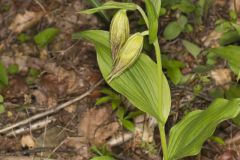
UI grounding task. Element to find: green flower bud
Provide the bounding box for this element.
[108,33,144,83]
[110,9,130,63]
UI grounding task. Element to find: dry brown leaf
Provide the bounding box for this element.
[21,135,35,149]
[211,69,232,87]
[94,122,120,144]
[217,150,238,160]
[64,104,77,113]
[43,63,87,95]
[4,75,29,101]
[36,127,67,148]
[201,31,222,48]
[64,137,90,159]
[78,107,119,145]
[32,90,47,106]
[230,0,240,13]
[214,0,228,6]
[0,136,21,151]
[9,11,43,33]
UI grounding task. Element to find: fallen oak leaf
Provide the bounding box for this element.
[9,11,43,33]
[78,106,119,145]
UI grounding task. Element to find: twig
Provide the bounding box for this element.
[0,79,103,134]
[34,0,47,13]
[225,132,240,145]
[107,132,133,146]
[6,117,56,137]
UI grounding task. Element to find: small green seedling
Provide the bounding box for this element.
[17,33,31,43]
[76,1,240,159]
[162,55,185,85]
[95,88,121,110]
[0,62,8,86]
[0,95,5,114]
[34,27,60,48]
[7,64,19,75]
[116,106,143,132]
[163,15,188,40]
[90,146,115,160]
[215,10,240,45]
[25,68,41,85]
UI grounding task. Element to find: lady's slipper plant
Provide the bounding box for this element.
[74,1,240,160]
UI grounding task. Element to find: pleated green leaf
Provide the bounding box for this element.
[150,0,161,17]
[144,0,158,43]
[79,1,137,14]
[75,30,171,124]
[210,45,240,76]
[168,98,240,160]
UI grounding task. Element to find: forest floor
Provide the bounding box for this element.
[0,0,240,160]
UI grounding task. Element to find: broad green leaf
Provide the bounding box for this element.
[233,113,240,126]
[225,85,240,100]
[91,156,115,160]
[150,0,161,16]
[162,0,180,7]
[182,40,201,58]
[0,104,5,114]
[193,65,214,73]
[219,31,240,45]
[88,0,110,22]
[0,63,8,86]
[163,22,182,40]
[177,15,188,29]
[167,68,183,85]
[163,15,188,40]
[162,56,185,85]
[0,95,3,103]
[229,10,237,22]
[215,20,233,32]
[122,119,135,132]
[34,28,60,48]
[116,107,125,120]
[232,23,240,35]
[0,95,4,114]
[145,0,158,43]
[168,98,240,160]
[172,0,196,13]
[209,88,224,99]
[76,30,171,124]
[210,45,240,76]
[79,1,137,14]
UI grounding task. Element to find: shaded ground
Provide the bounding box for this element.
[0,0,240,160]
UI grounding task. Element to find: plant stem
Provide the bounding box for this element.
[154,40,168,160]
[137,5,149,28]
[159,122,169,160]
[137,5,168,159]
